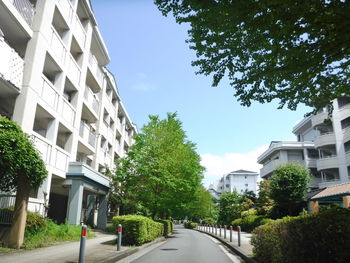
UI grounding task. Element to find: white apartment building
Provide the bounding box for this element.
[258,97,350,190]
[208,170,259,199]
[0,0,136,229]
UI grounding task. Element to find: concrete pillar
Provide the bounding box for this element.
[86,194,96,226]
[342,195,350,208]
[67,180,84,225]
[310,200,319,214]
[97,194,107,230]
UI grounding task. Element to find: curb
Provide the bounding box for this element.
[100,236,166,263]
[194,229,259,263]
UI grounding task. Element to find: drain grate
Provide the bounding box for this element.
[160,248,178,251]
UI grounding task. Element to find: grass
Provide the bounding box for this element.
[23,220,95,249]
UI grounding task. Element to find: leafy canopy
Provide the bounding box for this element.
[270,163,309,217]
[0,116,47,192]
[155,0,350,111]
[113,113,204,218]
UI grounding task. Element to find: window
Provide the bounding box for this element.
[245,183,248,187]
[245,176,247,179]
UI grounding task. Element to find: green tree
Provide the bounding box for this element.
[113,113,204,219]
[270,163,309,217]
[217,191,243,225]
[256,180,274,216]
[0,117,47,247]
[155,0,350,111]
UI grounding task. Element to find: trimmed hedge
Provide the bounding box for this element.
[231,215,272,233]
[156,219,174,236]
[112,215,163,246]
[184,221,197,229]
[251,207,350,263]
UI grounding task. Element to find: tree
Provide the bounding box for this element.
[0,117,47,247]
[155,0,350,111]
[255,180,274,216]
[217,191,243,225]
[113,113,204,219]
[270,163,309,217]
[186,185,217,221]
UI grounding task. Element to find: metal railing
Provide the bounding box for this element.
[0,194,16,225]
[11,0,35,26]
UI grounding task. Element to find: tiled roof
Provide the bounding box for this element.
[311,182,350,200]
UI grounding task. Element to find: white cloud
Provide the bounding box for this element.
[200,144,269,187]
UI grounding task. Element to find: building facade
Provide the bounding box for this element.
[208,170,259,199]
[0,0,136,229]
[258,97,350,189]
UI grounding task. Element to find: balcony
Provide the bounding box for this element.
[33,75,59,111]
[57,0,74,25]
[311,111,328,128]
[60,98,75,126]
[79,121,96,148]
[32,134,52,165]
[343,126,350,143]
[260,159,306,178]
[84,86,99,116]
[0,38,24,90]
[338,103,350,121]
[67,54,81,86]
[88,52,104,87]
[49,27,67,66]
[10,0,35,26]
[317,156,338,171]
[51,146,69,175]
[314,132,336,148]
[346,152,350,165]
[319,179,342,189]
[73,16,86,49]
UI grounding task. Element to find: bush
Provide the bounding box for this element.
[231,215,272,233]
[156,219,174,236]
[112,215,163,246]
[184,221,197,229]
[201,217,216,225]
[251,207,350,263]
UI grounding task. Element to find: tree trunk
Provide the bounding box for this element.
[7,173,30,248]
[114,204,120,216]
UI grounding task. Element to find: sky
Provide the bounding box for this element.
[91,0,310,186]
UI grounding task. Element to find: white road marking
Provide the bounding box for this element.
[208,236,242,263]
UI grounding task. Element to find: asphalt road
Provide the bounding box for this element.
[129,225,242,263]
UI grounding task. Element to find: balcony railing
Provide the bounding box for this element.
[60,98,75,126]
[79,121,96,148]
[51,146,69,172]
[73,16,86,48]
[49,27,67,66]
[35,75,59,111]
[84,86,99,115]
[32,134,52,164]
[57,0,74,24]
[67,55,81,86]
[11,0,35,26]
[0,38,24,89]
[88,52,104,86]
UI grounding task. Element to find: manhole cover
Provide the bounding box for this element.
[161,248,178,251]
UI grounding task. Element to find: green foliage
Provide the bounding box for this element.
[217,191,244,225]
[201,217,216,225]
[184,221,197,229]
[0,117,47,192]
[155,1,350,111]
[255,180,274,216]
[232,215,272,233]
[270,163,309,217]
[112,113,204,219]
[112,215,163,246]
[251,207,350,263]
[156,219,174,236]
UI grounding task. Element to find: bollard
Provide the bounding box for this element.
[219,225,222,237]
[215,225,217,235]
[117,224,122,251]
[224,225,227,239]
[229,226,233,242]
[78,225,87,263]
[237,226,241,247]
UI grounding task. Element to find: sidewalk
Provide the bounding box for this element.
[0,231,165,263]
[196,226,258,263]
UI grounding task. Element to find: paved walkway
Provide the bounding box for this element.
[196,225,256,263]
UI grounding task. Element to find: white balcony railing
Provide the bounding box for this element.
[57,0,74,24]
[0,38,24,89]
[67,55,81,86]
[79,121,96,148]
[49,27,67,66]
[73,16,86,48]
[11,0,35,26]
[60,98,75,126]
[316,156,338,170]
[88,52,104,86]
[35,75,59,111]
[84,86,99,115]
[314,132,336,148]
[32,134,52,164]
[51,146,69,172]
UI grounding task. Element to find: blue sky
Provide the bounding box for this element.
[91,0,310,186]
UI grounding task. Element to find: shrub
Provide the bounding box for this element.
[251,207,350,263]
[184,221,197,229]
[156,219,174,236]
[201,217,216,225]
[112,215,163,246]
[231,215,272,233]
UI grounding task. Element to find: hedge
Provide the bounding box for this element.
[156,219,174,236]
[184,221,197,229]
[231,215,272,233]
[112,215,163,246]
[251,207,350,263]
